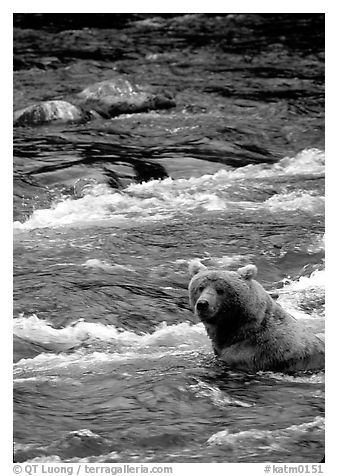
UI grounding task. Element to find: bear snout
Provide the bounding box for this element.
[194,287,219,320]
[196,300,209,311]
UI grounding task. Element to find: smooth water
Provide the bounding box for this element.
[13,14,325,463]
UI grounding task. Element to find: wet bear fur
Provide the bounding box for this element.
[188,261,324,373]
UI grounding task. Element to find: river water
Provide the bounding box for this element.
[13,14,325,463]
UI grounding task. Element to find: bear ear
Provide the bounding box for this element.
[188,259,207,276]
[237,264,257,280]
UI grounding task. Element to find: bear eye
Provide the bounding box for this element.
[216,289,224,295]
[199,286,204,292]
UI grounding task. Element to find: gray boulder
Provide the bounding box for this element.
[14,100,86,126]
[78,77,175,117]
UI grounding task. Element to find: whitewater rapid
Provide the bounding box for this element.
[13,149,324,230]
[14,264,325,384]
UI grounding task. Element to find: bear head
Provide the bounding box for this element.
[188,260,271,346]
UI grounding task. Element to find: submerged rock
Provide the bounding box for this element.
[77,77,175,117]
[14,100,86,126]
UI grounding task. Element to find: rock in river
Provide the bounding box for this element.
[14,76,176,126]
[14,100,86,126]
[77,77,175,117]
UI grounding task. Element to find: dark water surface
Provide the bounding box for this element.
[13,14,325,463]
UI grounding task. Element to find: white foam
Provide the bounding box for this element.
[13,148,324,230]
[260,371,325,384]
[307,234,325,254]
[189,380,252,408]
[14,315,208,350]
[14,350,135,377]
[13,182,228,230]
[26,456,63,463]
[283,269,325,291]
[13,316,211,379]
[264,191,324,214]
[272,148,325,175]
[83,258,136,272]
[24,452,120,463]
[207,416,324,447]
[187,254,256,270]
[276,269,325,319]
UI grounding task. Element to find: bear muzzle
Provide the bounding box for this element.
[195,299,217,322]
[196,300,209,311]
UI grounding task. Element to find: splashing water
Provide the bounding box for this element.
[14,149,324,230]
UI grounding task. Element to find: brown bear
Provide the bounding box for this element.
[188,261,324,372]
